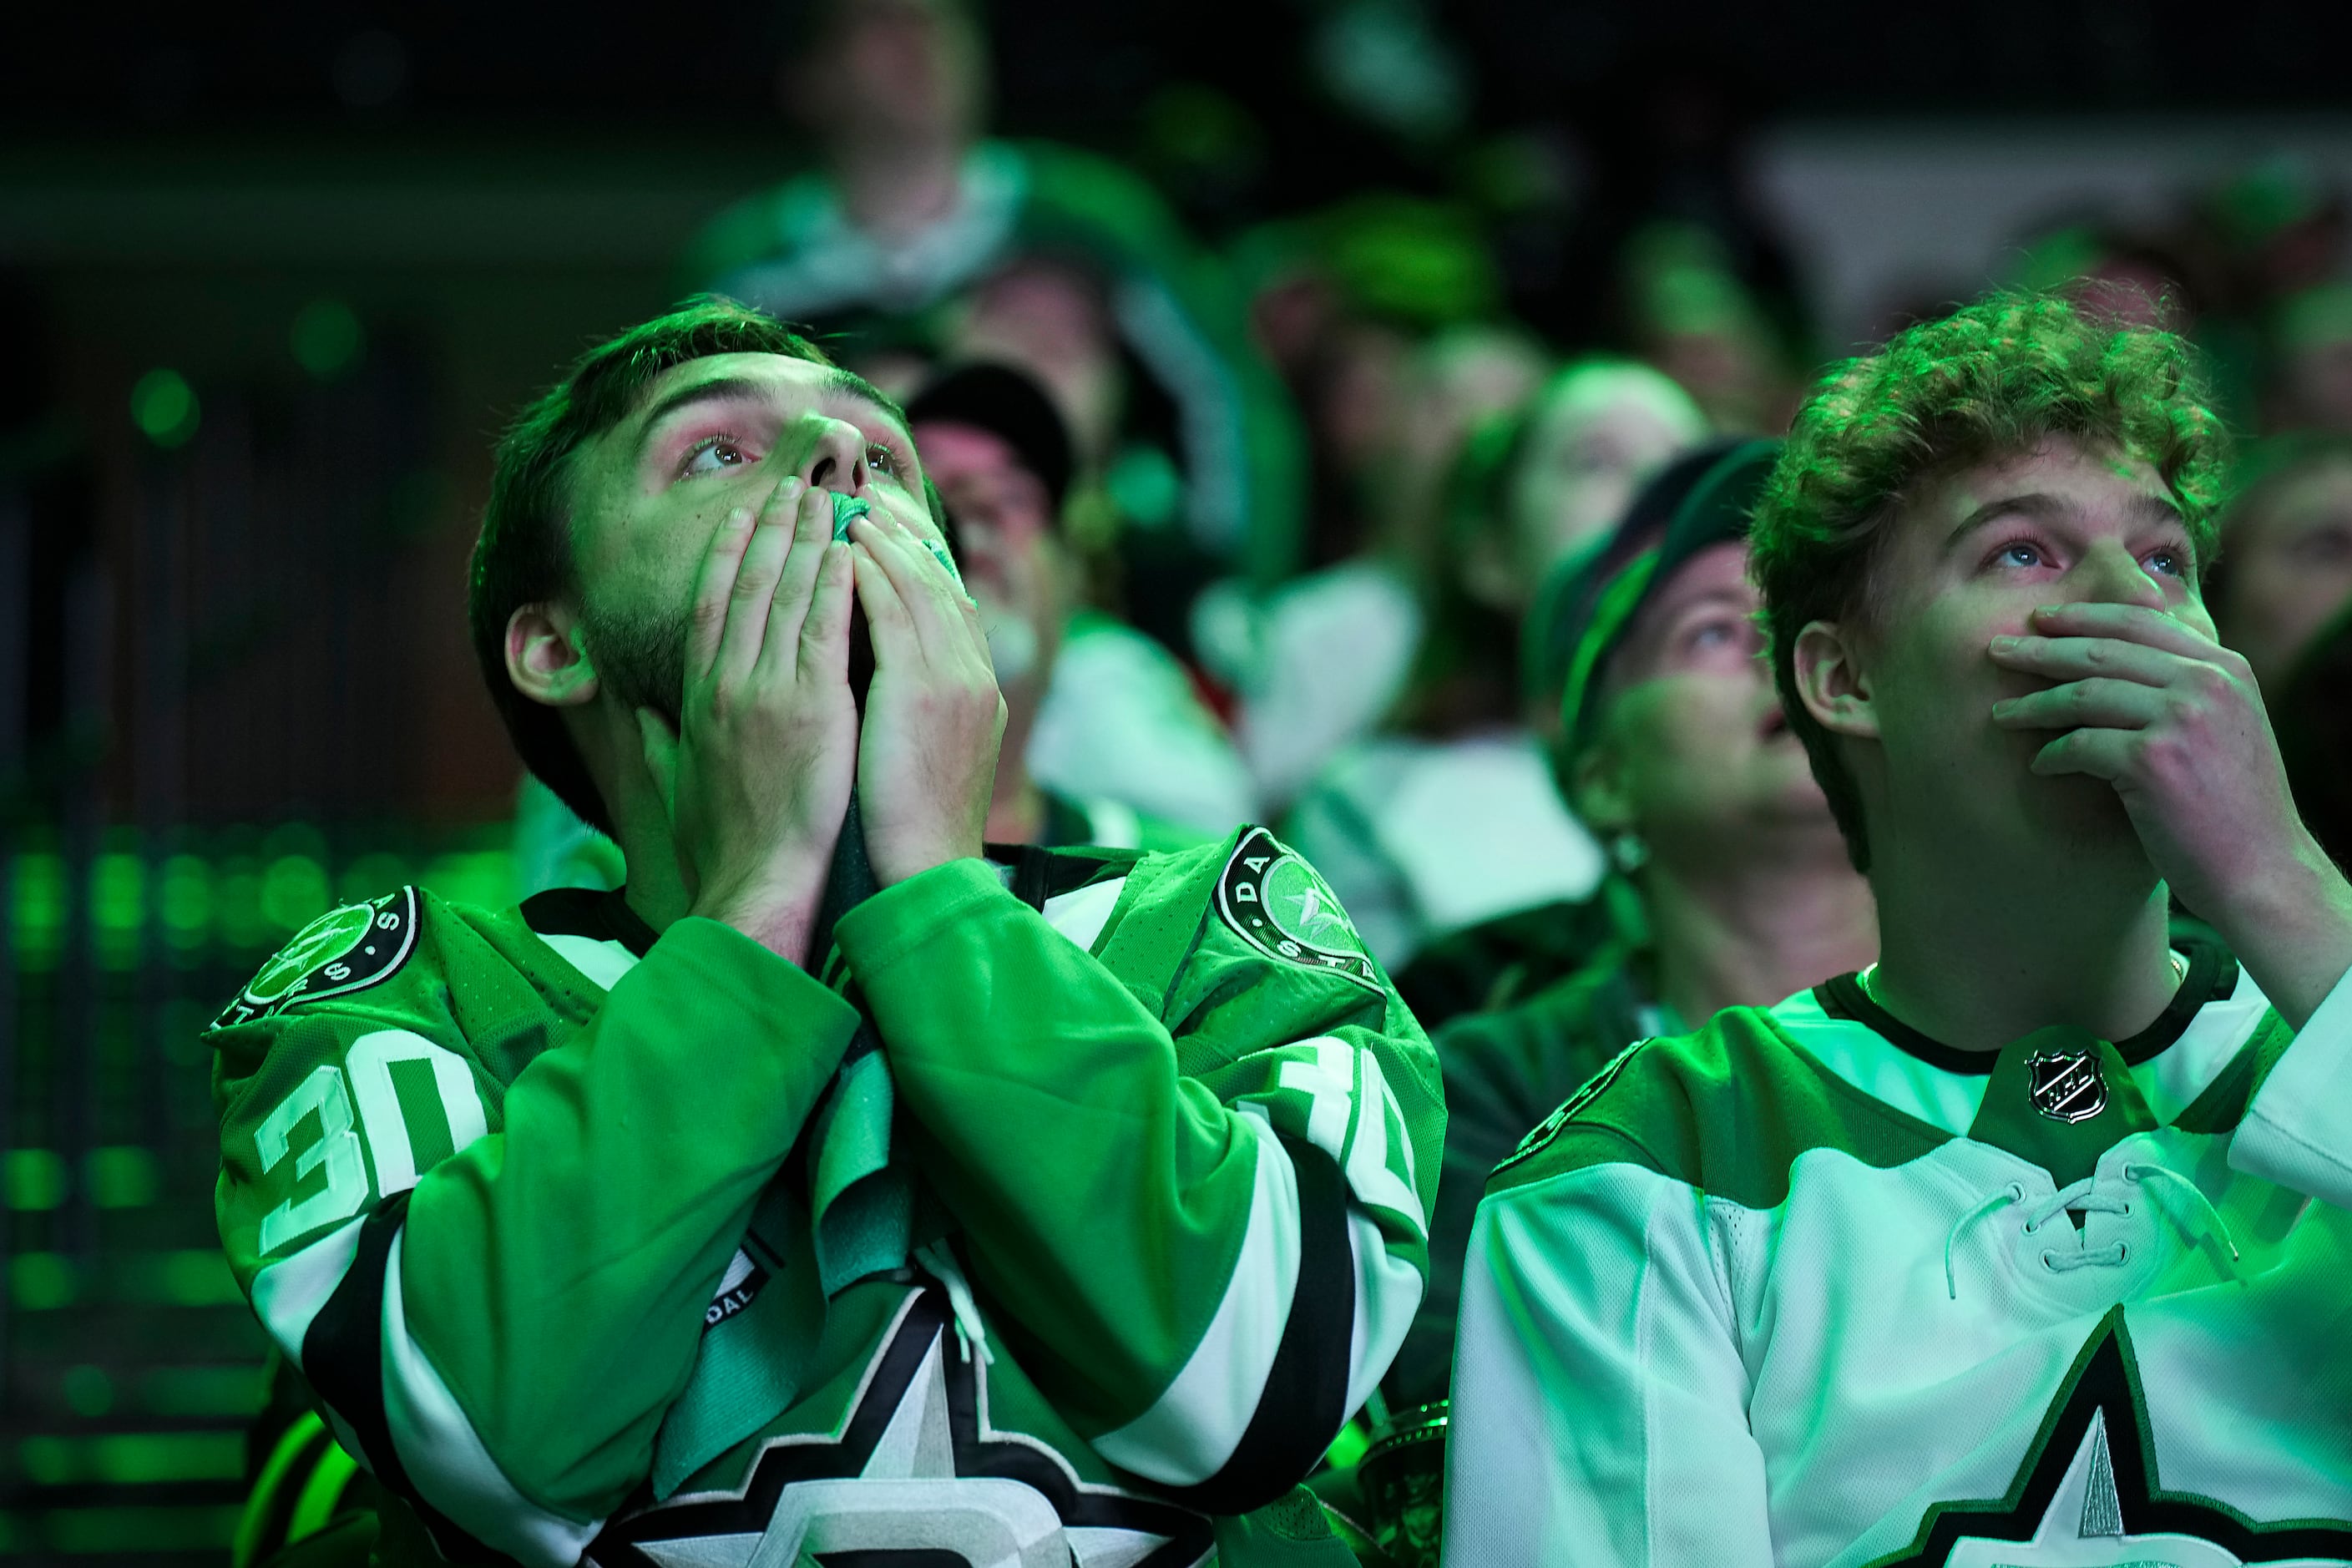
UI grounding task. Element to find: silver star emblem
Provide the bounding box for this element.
[613,1302,1198,1568]
[1945,1413,2244,1567]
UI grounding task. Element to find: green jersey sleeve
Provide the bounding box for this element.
[832,829,1443,1515]
[211,888,859,1562]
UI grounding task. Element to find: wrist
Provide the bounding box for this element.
[2202,832,2339,941]
[2198,835,2352,1031]
[691,882,823,966]
[870,841,981,889]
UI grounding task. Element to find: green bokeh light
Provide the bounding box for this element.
[159,853,211,948]
[260,854,331,932]
[129,368,200,448]
[87,1146,159,1210]
[61,1365,114,1419]
[13,852,64,972]
[10,1252,75,1311]
[4,1150,65,1211]
[291,299,365,381]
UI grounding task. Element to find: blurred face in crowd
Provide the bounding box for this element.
[560,352,937,721]
[2269,285,2352,435]
[1574,543,1824,867]
[1501,365,1707,596]
[2213,454,2352,689]
[797,0,986,149]
[1793,437,2203,872]
[1381,326,1549,560]
[950,262,1120,463]
[913,418,1063,690]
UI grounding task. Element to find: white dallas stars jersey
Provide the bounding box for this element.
[1446,936,2352,1566]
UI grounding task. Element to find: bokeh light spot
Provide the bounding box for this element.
[129,369,200,448]
[291,300,365,381]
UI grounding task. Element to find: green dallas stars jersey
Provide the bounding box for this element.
[1445,935,2352,1566]
[210,827,1441,1566]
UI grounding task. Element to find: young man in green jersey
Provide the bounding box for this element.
[1445,291,2352,1565]
[210,298,1439,1567]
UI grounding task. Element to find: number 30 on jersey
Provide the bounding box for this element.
[255,1030,487,1255]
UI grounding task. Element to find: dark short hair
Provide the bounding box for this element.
[1750,290,2229,873]
[467,297,835,837]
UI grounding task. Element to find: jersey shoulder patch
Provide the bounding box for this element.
[1213,826,1382,993]
[1495,1037,1651,1175]
[215,887,421,1028]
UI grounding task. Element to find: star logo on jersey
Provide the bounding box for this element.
[1866,1310,2352,1566]
[2026,1048,2108,1125]
[588,1289,1215,1568]
[1216,827,1381,993]
[215,887,418,1028]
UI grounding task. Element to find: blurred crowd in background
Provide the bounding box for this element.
[504,0,2352,979]
[6,0,2352,1558]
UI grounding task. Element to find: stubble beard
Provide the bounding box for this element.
[579,596,686,731]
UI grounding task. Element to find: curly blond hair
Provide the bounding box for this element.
[1750,290,2230,872]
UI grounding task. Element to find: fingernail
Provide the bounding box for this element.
[1989,635,2018,651]
[726,507,753,528]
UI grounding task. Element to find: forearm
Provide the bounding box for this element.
[837,859,1432,1504]
[836,864,1257,1383]
[2203,837,2352,1031]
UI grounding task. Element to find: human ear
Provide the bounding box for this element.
[1569,739,1637,837]
[1792,620,1877,740]
[504,604,598,709]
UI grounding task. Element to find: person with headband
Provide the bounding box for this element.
[208,299,1439,1567]
[1381,439,1877,1413]
[1447,291,2352,1564]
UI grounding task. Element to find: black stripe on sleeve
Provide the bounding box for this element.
[1164,1130,1357,1516]
[301,1189,523,1566]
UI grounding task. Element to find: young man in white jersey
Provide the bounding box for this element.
[1444,291,2352,1565]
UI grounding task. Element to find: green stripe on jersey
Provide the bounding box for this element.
[1487,1007,1954,1208]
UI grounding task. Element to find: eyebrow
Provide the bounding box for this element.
[1945,489,2185,550]
[634,367,912,453]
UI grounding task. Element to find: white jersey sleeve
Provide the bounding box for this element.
[1443,1159,1773,1566]
[2231,959,2352,1209]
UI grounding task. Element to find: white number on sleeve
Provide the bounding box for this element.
[256,1065,368,1255]
[346,1029,489,1195]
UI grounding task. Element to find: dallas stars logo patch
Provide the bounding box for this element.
[2026,1048,2108,1125]
[589,1289,1214,1568]
[1868,1310,2352,1565]
[1216,827,1381,993]
[215,888,418,1028]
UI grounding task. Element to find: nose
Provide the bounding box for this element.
[792,417,871,497]
[2075,538,2167,610]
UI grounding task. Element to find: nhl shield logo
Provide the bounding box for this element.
[2025,1049,2107,1125]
